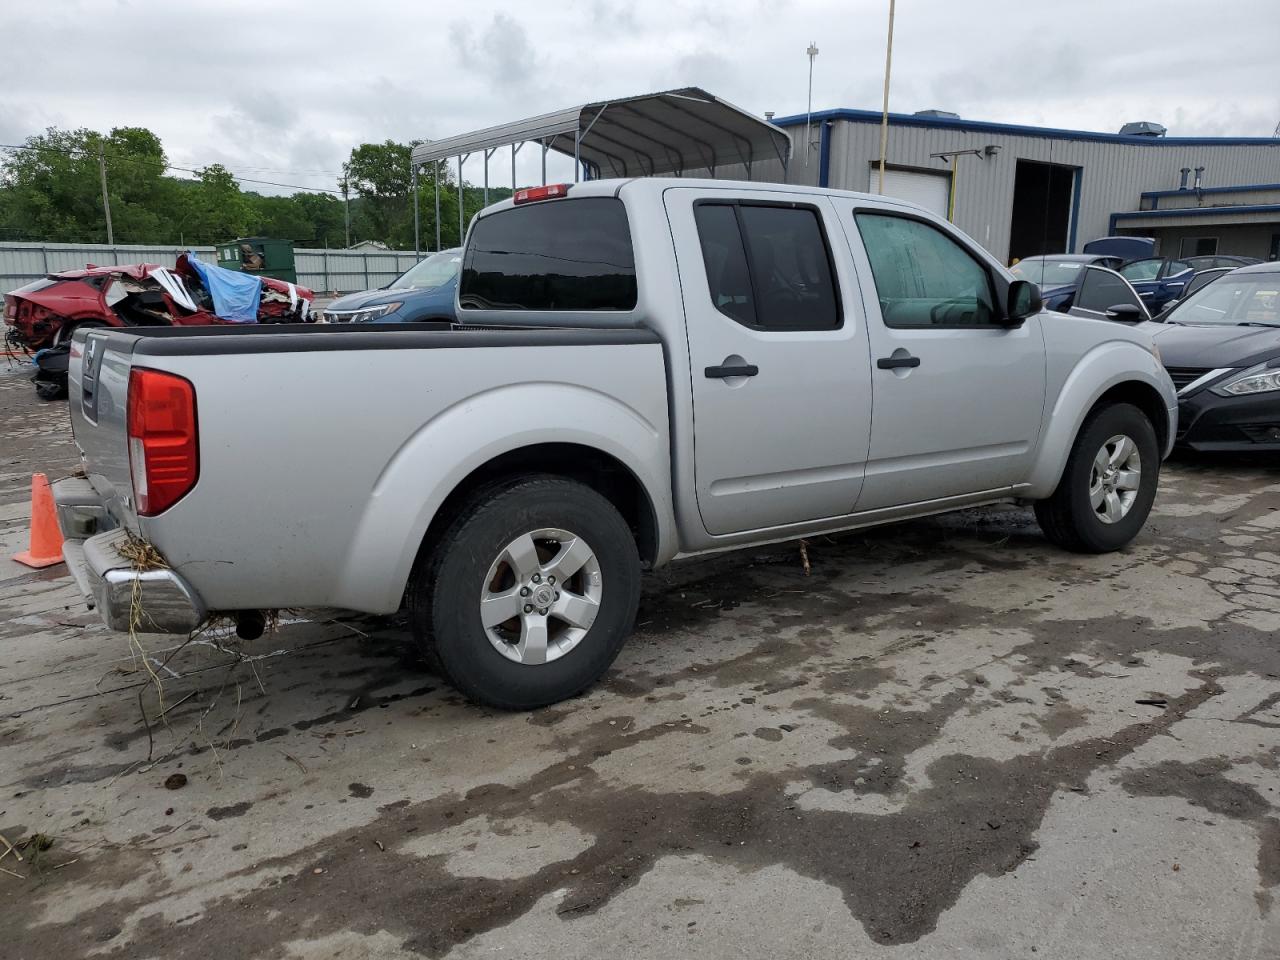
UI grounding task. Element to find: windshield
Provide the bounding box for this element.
[1166,275,1280,326]
[1010,259,1087,287]
[389,250,461,290]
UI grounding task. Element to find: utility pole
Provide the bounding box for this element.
[98,147,114,245]
[877,0,897,194]
[805,42,819,167]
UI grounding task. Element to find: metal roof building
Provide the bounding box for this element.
[766,108,1280,264]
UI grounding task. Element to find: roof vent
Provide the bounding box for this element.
[1119,121,1166,137]
[914,109,960,119]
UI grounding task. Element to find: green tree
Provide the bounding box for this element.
[0,126,170,242]
[171,164,251,244]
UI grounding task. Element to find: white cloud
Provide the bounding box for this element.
[0,0,1275,195]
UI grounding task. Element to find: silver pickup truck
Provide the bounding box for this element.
[57,178,1177,708]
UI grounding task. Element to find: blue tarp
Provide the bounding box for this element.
[184,252,263,323]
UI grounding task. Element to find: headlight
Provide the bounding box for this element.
[352,302,402,323]
[1213,362,1280,396]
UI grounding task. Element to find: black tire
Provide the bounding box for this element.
[408,475,641,710]
[1035,402,1160,553]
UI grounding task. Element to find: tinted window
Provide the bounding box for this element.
[460,197,636,311]
[1165,259,1193,277]
[693,202,840,331]
[855,213,997,327]
[1077,267,1144,315]
[694,204,756,327]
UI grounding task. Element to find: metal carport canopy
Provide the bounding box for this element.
[409,87,791,179]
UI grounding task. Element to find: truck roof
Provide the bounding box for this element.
[471,177,937,221]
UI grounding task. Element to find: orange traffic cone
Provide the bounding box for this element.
[14,473,64,569]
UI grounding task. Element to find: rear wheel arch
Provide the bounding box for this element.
[410,442,660,585]
[52,316,109,346]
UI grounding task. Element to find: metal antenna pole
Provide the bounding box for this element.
[458,155,465,245]
[805,42,818,167]
[342,177,351,247]
[412,163,420,259]
[98,147,114,244]
[877,0,896,194]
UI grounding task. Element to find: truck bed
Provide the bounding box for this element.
[66,322,670,616]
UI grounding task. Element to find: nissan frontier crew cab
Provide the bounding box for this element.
[57,178,1177,709]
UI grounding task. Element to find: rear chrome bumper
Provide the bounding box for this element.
[54,481,206,635]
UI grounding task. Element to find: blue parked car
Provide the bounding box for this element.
[1009,254,1123,312]
[1115,256,1198,315]
[321,248,462,324]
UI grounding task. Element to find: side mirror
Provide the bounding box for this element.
[1105,303,1145,323]
[1007,280,1043,323]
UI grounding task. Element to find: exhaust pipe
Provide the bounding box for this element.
[235,610,267,641]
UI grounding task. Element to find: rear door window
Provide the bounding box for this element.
[460,197,637,311]
[693,201,841,331]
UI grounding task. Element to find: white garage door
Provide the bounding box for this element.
[876,168,951,217]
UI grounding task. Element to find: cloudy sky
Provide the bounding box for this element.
[2,0,1277,194]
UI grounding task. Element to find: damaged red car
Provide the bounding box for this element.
[4,253,314,352]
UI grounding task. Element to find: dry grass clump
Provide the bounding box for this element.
[118,534,168,571]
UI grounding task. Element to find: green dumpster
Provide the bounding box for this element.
[216,237,298,285]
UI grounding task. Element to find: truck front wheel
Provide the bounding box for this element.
[410,475,641,709]
[1034,402,1160,553]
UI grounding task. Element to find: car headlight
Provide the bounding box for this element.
[1212,361,1280,396]
[352,302,402,323]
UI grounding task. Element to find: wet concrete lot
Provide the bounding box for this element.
[2,361,1279,959]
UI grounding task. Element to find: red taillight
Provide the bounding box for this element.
[127,369,198,516]
[513,183,571,204]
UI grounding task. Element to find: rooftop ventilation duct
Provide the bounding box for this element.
[1119,121,1167,137]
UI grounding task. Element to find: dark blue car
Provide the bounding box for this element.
[321,248,462,324]
[1010,254,1123,312]
[1116,256,1198,315]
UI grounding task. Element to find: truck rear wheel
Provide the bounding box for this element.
[1034,402,1159,553]
[410,475,641,709]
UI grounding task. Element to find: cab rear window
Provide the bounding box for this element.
[459,197,637,311]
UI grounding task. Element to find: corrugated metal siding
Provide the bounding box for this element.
[0,243,217,285]
[802,121,1280,262]
[0,242,421,294]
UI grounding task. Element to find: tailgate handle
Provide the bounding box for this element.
[705,363,759,379]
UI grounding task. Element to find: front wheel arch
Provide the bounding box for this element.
[1089,380,1170,454]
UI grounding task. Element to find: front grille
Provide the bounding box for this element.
[1165,367,1211,391]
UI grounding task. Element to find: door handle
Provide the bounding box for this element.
[705,363,759,379]
[876,354,921,370]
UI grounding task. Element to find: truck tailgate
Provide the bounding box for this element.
[68,328,140,533]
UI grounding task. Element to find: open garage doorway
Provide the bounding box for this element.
[1008,160,1076,263]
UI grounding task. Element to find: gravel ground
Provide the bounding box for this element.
[2,360,1278,959]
